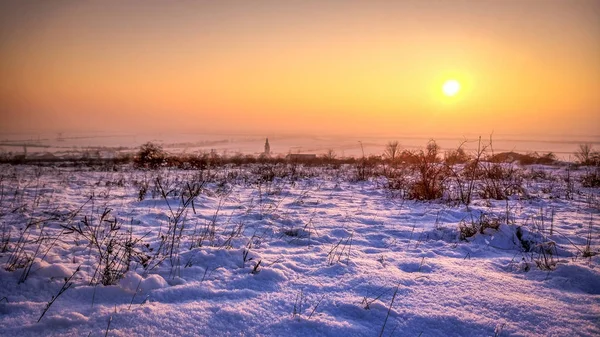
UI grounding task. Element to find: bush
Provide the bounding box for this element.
[459,213,501,240]
[479,163,525,200]
[354,155,380,181]
[581,167,600,188]
[574,144,600,166]
[134,142,166,169]
[488,151,557,165]
[444,147,470,165]
[406,140,449,200]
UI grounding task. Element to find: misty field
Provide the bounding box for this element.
[0,150,598,336]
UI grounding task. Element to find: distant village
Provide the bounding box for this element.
[0,135,324,162]
[263,138,317,160]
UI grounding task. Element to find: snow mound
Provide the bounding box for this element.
[33,261,74,279]
[119,272,168,293]
[140,274,169,292]
[548,264,600,294]
[119,271,143,293]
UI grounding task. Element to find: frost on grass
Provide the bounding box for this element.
[0,163,598,337]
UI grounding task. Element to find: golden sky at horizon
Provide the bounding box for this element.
[1,0,599,136]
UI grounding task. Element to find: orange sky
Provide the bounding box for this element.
[1,0,599,137]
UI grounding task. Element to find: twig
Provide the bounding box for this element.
[38,266,80,323]
[308,295,325,319]
[379,285,399,337]
[105,307,114,337]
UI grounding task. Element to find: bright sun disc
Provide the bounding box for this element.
[442,79,460,96]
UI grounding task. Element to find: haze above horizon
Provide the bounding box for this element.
[1,0,599,137]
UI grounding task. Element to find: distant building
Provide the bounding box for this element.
[286,153,317,160]
[264,138,271,156]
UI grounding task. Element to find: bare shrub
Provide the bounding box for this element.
[444,147,470,166]
[445,138,484,205]
[62,208,151,285]
[582,221,596,258]
[154,175,203,266]
[534,241,557,270]
[458,212,501,240]
[458,220,478,240]
[354,155,379,181]
[385,164,411,198]
[406,140,449,200]
[479,163,525,200]
[574,143,599,166]
[580,166,600,188]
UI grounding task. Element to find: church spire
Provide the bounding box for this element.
[264,138,271,156]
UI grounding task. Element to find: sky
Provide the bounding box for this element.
[1,0,599,137]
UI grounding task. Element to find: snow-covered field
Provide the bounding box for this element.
[0,163,598,336]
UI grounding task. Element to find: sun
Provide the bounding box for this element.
[442,79,461,97]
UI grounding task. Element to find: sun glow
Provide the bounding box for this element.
[442,80,461,97]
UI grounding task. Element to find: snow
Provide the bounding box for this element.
[0,163,598,336]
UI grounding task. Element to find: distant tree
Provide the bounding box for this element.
[383,141,400,162]
[324,149,337,161]
[134,142,166,169]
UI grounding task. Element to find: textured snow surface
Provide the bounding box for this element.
[0,164,598,336]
